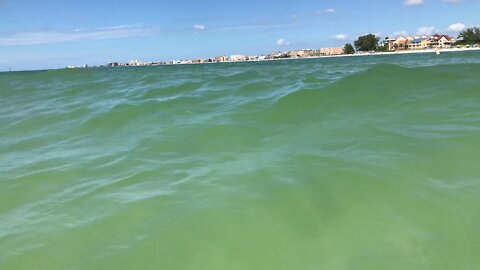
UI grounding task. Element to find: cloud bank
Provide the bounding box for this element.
[330,34,348,41]
[405,0,424,6]
[0,25,156,46]
[276,38,291,46]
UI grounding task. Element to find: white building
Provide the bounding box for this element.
[230,55,247,62]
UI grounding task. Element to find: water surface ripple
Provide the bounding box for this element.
[1,52,480,269]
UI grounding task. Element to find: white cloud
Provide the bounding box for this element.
[405,0,424,6]
[0,25,155,46]
[417,26,436,35]
[276,38,290,46]
[393,30,408,36]
[193,24,205,30]
[218,23,290,32]
[330,34,348,41]
[96,25,143,31]
[447,22,465,32]
[315,8,336,15]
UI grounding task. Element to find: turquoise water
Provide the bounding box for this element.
[1,52,480,269]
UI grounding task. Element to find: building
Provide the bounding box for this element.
[215,56,228,62]
[287,50,306,58]
[266,51,287,59]
[302,49,318,56]
[407,37,429,50]
[304,49,322,57]
[386,34,455,51]
[192,59,205,64]
[428,34,455,48]
[319,47,344,55]
[392,36,414,50]
[230,55,247,62]
[383,38,397,51]
[128,60,151,66]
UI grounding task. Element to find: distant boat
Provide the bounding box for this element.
[435,48,441,55]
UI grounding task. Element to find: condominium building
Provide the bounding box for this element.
[387,34,456,51]
[230,55,247,62]
[215,56,228,62]
[428,34,455,48]
[407,37,429,50]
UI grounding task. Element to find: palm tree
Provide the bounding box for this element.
[457,27,480,44]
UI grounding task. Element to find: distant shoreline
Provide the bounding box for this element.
[222,47,480,63]
[320,47,480,58]
[138,47,480,66]
[3,47,480,73]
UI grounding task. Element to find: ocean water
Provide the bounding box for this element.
[1,51,480,269]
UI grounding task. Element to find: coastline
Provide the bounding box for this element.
[227,47,480,63]
[323,47,480,58]
[54,47,480,70]
[131,47,480,66]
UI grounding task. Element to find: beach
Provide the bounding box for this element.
[237,47,480,62]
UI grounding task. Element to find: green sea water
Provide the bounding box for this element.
[1,52,480,269]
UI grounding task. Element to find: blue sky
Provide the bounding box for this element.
[0,0,479,70]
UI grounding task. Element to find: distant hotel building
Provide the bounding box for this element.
[319,47,344,55]
[428,34,456,48]
[230,55,247,62]
[282,47,344,58]
[407,37,429,50]
[215,55,228,62]
[384,34,456,51]
[192,59,205,64]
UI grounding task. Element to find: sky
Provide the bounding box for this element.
[0,0,479,71]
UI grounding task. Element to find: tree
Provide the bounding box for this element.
[456,27,480,45]
[343,43,355,54]
[376,46,389,52]
[354,34,380,51]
